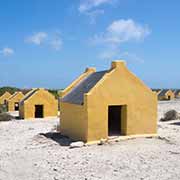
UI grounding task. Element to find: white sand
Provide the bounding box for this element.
[0,101,180,180]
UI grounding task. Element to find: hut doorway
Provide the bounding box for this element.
[168,96,171,100]
[4,100,7,105]
[35,105,44,118]
[14,102,19,111]
[108,105,122,136]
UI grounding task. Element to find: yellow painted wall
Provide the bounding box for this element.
[86,62,157,142]
[60,68,95,141]
[0,92,11,105]
[19,89,58,119]
[60,102,87,141]
[60,61,157,143]
[7,92,24,111]
[176,92,180,98]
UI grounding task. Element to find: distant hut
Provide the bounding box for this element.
[7,92,24,111]
[173,89,180,98]
[158,89,175,100]
[0,91,11,105]
[19,88,58,119]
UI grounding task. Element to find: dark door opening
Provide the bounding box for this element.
[14,102,19,111]
[35,105,44,118]
[4,100,7,105]
[108,106,121,136]
[168,96,171,100]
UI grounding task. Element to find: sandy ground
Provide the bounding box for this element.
[1,101,180,180]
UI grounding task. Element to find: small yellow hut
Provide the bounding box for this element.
[158,89,175,100]
[59,60,157,143]
[7,92,24,111]
[173,90,180,98]
[0,91,11,105]
[19,88,58,119]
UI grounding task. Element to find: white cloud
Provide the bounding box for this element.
[0,47,14,56]
[25,32,48,45]
[25,31,63,51]
[91,19,150,62]
[79,0,113,13]
[120,51,144,64]
[86,9,104,24]
[79,0,116,23]
[92,19,151,45]
[99,49,144,64]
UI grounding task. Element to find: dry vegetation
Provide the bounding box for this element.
[0,113,13,122]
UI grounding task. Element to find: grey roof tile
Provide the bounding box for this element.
[62,71,107,105]
[19,89,38,105]
[158,89,169,97]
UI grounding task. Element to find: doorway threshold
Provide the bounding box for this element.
[108,134,158,142]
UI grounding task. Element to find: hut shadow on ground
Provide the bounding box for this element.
[39,132,73,146]
[170,122,180,126]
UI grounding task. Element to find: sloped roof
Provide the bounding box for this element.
[19,88,38,105]
[0,91,11,98]
[158,89,170,97]
[8,91,24,101]
[8,92,18,101]
[152,89,161,93]
[62,71,107,105]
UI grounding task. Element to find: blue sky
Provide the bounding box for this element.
[0,0,180,89]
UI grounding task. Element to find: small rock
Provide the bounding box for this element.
[70,141,84,148]
[98,138,107,145]
[53,168,58,171]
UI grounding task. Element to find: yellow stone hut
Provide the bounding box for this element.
[173,90,180,98]
[7,92,24,111]
[60,60,157,143]
[19,88,58,119]
[158,89,175,100]
[0,91,11,105]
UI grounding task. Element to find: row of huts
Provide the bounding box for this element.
[152,89,180,101]
[0,60,176,143]
[0,88,58,119]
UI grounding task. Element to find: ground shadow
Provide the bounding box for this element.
[170,122,180,126]
[39,132,73,146]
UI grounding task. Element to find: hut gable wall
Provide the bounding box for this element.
[0,92,11,104]
[7,92,24,111]
[85,61,157,142]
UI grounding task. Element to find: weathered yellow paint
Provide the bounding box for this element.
[158,90,175,100]
[60,60,157,143]
[19,88,58,119]
[7,92,24,111]
[0,91,11,105]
